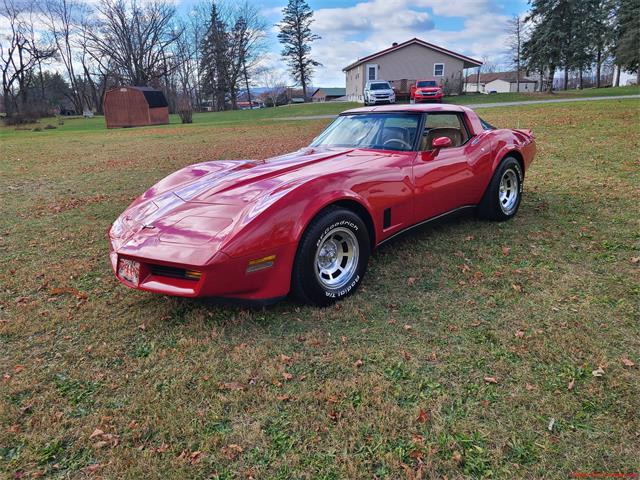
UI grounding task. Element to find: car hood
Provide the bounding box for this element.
[369,89,394,94]
[416,87,440,93]
[109,147,381,265]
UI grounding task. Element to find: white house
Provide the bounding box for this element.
[464,71,538,93]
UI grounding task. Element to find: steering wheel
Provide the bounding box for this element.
[383,138,413,150]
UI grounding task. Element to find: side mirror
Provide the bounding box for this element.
[432,136,452,150]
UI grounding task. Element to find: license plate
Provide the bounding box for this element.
[118,258,140,285]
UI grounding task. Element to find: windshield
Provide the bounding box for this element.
[416,81,437,88]
[310,113,419,151]
[369,82,391,90]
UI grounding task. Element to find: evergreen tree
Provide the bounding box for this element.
[523,0,573,91]
[200,2,230,111]
[277,0,320,101]
[568,0,596,89]
[614,0,640,80]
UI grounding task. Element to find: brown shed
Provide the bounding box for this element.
[103,86,169,128]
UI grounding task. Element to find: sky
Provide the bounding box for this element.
[187,0,530,87]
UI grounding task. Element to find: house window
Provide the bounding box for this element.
[367,64,377,81]
[434,63,444,76]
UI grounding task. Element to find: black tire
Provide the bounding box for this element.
[477,156,524,221]
[292,207,370,306]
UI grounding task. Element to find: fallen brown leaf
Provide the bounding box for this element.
[621,357,635,367]
[567,378,575,391]
[416,408,430,423]
[221,444,242,460]
[484,376,498,384]
[49,287,88,300]
[353,359,364,368]
[407,277,416,286]
[502,246,511,256]
[280,354,292,365]
[156,443,169,453]
[282,372,293,381]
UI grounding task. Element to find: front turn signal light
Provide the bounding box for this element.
[247,255,276,273]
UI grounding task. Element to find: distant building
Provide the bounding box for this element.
[237,100,264,110]
[464,71,538,93]
[343,38,482,102]
[103,86,169,128]
[311,87,347,102]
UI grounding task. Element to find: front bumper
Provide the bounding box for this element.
[367,95,395,104]
[108,239,297,301]
[413,92,443,102]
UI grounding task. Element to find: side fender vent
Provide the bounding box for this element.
[383,208,392,229]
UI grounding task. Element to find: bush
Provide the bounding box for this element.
[3,113,41,126]
[178,108,193,124]
[177,97,193,124]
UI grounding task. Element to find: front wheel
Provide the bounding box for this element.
[292,207,370,306]
[477,156,523,221]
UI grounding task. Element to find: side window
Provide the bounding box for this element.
[421,113,470,151]
[367,65,377,81]
[434,63,444,76]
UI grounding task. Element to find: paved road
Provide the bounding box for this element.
[273,94,640,122]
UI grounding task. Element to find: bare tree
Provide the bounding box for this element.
[234,2,267,107]
[258,68,287,107]
[40,0,90,112]
[85,0,181,86]
[1,0,56,117]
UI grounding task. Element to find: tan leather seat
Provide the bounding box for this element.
[422,127,463,151]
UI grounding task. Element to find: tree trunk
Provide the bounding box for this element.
[578,69,583,89]
[596,48,602,88]
[614,66,620,87]
[242,61,252,108]
[476,68,480,93]
[563,69,569,90]
[547,66,555,93]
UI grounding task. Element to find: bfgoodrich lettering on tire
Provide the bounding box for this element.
[477,156,523,221]
[292,207,370,306]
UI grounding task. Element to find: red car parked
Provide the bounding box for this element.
[411,80,444,103]
[108,104,535,306]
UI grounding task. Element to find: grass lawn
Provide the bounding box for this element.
[446,84,640,105]
[3,85,637,135]
[1,98,639,479]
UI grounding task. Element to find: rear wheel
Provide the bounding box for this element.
[292,207,370,306]
[477,156,523,221]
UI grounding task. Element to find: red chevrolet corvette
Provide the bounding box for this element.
[108,104,535,306]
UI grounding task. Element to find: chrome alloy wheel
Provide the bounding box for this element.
[498,168,519,215]
[314,227,359,289]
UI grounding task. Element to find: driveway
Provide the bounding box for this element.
[273,94,640,121]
